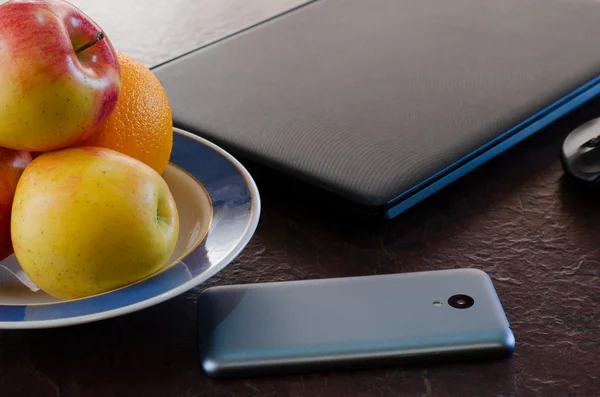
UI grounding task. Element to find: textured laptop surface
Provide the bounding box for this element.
[153,0,600,208]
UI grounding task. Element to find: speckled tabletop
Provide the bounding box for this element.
[1,1,599,396]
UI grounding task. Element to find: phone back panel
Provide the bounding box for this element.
[154,0,600,215]
[197,269,514,377]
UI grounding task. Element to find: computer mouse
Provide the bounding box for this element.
[561,118,600,184]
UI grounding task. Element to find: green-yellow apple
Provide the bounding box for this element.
[11,147,179,300]
[0,148,32,261]
[0,0,121,151]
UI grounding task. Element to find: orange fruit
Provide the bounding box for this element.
[81,52,173,175]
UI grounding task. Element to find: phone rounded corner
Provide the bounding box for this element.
[200,356,225,378]
[504,328,516,356]
[196,287,212,302]
[197,285,225,306]
[461,267,490,280]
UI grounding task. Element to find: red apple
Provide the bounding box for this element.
[0,148,32,261]
[0,0,121,151]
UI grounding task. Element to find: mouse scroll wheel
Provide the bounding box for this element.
[586,136,600,148]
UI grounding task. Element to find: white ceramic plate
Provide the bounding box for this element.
[0,128,260,329]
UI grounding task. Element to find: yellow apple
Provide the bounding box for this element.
[11,146,179,300]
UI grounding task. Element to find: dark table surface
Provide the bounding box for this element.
[2,1,600,396]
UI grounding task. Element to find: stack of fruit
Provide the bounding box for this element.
[0,0,180,300]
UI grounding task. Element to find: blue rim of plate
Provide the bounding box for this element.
[0,127,261,329]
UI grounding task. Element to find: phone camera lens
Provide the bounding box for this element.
[448,294,474,309]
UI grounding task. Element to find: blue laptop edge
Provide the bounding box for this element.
[385,76,600,219]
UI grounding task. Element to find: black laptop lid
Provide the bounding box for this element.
[153,0,600,209]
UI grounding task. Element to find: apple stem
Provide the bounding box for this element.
[75,31,105,55]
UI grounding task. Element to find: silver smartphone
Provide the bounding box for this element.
[197,268,515,378]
